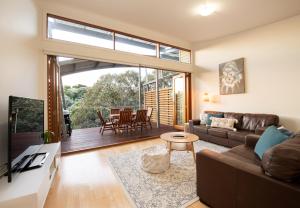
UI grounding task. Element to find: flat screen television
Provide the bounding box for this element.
[7,96,44,182]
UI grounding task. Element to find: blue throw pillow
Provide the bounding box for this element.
[255,126,289,159]
[206,113,224,126]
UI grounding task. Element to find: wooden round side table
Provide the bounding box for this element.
[160,132,199,161]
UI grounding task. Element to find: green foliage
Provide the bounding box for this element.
[63,84,88,109]
[64,70,140,129]
[64,95,73,109]
[42,130,55,144]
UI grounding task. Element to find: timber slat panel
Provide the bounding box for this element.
[144,88,173,126]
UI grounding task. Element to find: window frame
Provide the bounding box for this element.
[114,33,157,57]
[47,16,115,49]
[159,44,180,62]
[47,13,191,63]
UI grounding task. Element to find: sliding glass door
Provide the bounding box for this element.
[142,69,191,129]
[49,57,191,132]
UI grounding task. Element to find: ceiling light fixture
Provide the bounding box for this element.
[197,3,217,16]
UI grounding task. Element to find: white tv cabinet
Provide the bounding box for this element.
[0,142,61,208]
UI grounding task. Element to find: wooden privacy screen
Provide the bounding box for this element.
[159,88,174,126]
[47,55,63,142]
[144,88,173,126]
[144,90,157,122]
[144,73,191,127]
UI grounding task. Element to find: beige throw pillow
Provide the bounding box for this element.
[200,113,208,125]
[210,117,238,131]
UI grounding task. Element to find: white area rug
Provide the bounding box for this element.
[109,140,229,208]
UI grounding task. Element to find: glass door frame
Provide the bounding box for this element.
[140,66,192,130]
[172,72,191,130]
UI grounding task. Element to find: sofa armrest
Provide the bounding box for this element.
[189,119,200,133]
[196,149,300,208]
[189,119,200,125]
[245,134,260,149]
[196,149,259,207]
[255,126,268,135]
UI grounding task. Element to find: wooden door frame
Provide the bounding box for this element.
[185,73,192,122]
[47,55,63,142]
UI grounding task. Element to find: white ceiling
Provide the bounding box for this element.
[44,0,300,43]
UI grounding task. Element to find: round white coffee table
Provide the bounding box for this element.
[160,132,199,161]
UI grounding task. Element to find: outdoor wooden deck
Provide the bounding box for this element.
[61,124,178,154]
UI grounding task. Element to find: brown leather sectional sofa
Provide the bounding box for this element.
[189,111,279,147]
[196,134,300,208]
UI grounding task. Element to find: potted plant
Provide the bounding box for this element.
[42,130,55,144]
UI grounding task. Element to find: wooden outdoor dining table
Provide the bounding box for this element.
[109,112,136,119]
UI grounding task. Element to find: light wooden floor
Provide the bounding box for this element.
[45,138,208,208]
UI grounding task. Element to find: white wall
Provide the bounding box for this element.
[0,0,41,169]
[192,15,300,131]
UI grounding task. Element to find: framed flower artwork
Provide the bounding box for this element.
[219,58,245,95]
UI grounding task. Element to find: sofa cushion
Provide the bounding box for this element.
[255,126,268,135]
[262,136,300,182]
[200,113,208,125]
[245,134,261,149]
[254,126,289,159]
[211,117,238,131]
[223,145,261,166]
[224,112,244,129]
[194,125,209,134]
[208,128,229,138]
[206,113,224,126]
[241,113,279,131]
[228,130,252,143]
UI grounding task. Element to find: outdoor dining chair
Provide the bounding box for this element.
[116,110,134,133]
[123,107,133,112]
[110,108,120,121]
[134,109,148,132]
[110,108,120,114]
[97,110,116,135]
